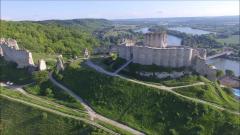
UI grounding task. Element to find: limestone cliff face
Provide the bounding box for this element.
[0,38,35,68]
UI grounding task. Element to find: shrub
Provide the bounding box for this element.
[169,129,179,135]
[44,88,54,97]
[41,112,48,120]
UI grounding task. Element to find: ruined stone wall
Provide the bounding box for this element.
[0,38,34,68]
[132,46,193,68]
[192,48,207,60]
[193,57,217,81]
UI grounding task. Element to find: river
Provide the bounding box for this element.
[207,58,240,76]
[206,58,240,97]
[168,27,213,35]
[233,88,240,97]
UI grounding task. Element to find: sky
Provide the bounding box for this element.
[1,0,239,21]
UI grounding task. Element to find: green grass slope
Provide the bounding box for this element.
[54,60,240,135]
[0,96,109,135]
[173,83,240,111]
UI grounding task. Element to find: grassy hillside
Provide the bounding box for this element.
[0,96,109,135]
[1,20,99,57]
[173,83,240,111]
[54,60,240,135]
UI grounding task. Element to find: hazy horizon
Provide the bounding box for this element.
[1,0,239,21]
[1,15,239,22]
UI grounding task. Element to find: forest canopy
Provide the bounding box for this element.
[1,20,101,57]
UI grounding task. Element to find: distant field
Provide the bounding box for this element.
[217,35,240,44]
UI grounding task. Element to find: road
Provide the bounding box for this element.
[49,73,145,135]
[86,60,240,115]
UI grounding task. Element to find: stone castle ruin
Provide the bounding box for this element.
[38,59,47,71]
[117,32,217,80]
[56,55,65,72]
[0,38,35,68]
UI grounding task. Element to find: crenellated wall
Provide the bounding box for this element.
[0,38,35,68]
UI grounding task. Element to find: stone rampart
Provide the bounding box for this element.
[194,57,217,81]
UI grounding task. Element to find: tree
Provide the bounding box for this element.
[225,69,234,76]
[189,125,205,135]
[169,129,179,135]
[216,70,224,78]
[32,71,49,84]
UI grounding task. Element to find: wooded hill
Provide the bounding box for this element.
[1,19,112,57]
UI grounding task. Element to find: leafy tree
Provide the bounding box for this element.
[32,71,49,84]
[44,88,53,97]
[225,69,234,76]
[1,20,100,57]
[189,125,205,135]
[169,129,179,135]
[216,70,224,78]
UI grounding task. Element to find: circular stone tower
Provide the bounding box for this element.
[144,31,168,48]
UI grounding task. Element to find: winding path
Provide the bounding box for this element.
[49,73,145,135]
[86,60,240,115]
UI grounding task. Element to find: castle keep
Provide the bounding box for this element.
[0,38,35,68]
[117,32,216,80]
